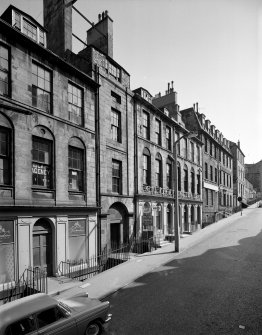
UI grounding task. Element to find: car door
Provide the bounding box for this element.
[36,307,77,335]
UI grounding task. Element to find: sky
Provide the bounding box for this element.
[1,0,262,164]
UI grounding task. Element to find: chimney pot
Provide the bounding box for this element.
[105,10,108,16]
[102,11,105,19]
[98,13,101,21]
[171,81,174,89]
[168,82,170,93]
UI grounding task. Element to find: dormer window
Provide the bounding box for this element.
[12,10,46,47]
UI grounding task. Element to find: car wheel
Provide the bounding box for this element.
[85,321,102,335]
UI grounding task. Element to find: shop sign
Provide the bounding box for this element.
[32,163,51,176]
[69,220,86,236]
[0,221,14,244]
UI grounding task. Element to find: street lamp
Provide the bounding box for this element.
[174,131,199,252]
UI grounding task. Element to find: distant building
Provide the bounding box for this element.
[245,160,262,194]
[180,104,233,226]
[244,178,257,203]
[229,141,246,206]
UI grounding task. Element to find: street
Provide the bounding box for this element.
[105,207,262,335]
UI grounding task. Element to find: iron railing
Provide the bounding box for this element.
[0,267,47,305]
[58,236,159,281]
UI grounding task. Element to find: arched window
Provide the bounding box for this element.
[32,126,54,189]
[177,161,181,191]
[184,165,188,192]
[155,153,162,187]
[166,157,172,189]
[68,137,85,192]
[191,167,195,194]
[143,148,151,186]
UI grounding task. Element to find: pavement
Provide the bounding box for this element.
[48,202,261,302]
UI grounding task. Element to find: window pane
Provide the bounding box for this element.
[68,83,83,125]
[32,63,51,113]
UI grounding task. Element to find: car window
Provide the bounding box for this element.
[36,307,65,329]
[6,315,36,335]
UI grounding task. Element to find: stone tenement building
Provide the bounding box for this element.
[43,0,135,250]
[230,141,246,206]
[0,4,99,284]
[152,86,203,233]
[245,160,262,197]
[180,105,233,226]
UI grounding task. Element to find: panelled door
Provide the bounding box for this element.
[33,220,52,276]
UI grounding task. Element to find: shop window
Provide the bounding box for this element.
[32,136,53,189]
[68,82,83,126]
[112,159,122,194]
[68,146,84,191]
[68,219,87,260]
[32,62,51,113]
[111,108,121,142]
[0,220,14,284]
[0,44,9,97]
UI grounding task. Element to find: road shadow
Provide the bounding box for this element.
[105,227,262,335]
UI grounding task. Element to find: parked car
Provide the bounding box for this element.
[0,293,112,335]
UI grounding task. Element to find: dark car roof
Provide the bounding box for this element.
[0,293,58,330]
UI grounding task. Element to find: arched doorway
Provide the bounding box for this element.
[33,219,53,276]
[108,203,129,248]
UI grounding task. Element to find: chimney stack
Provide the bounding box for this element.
[86,9,114,57]
[43,0,73,57]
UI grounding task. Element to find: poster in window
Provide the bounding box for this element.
[69,220,86,237]
[0,221,14,244]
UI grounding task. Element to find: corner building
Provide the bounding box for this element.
[0,5,99,285]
